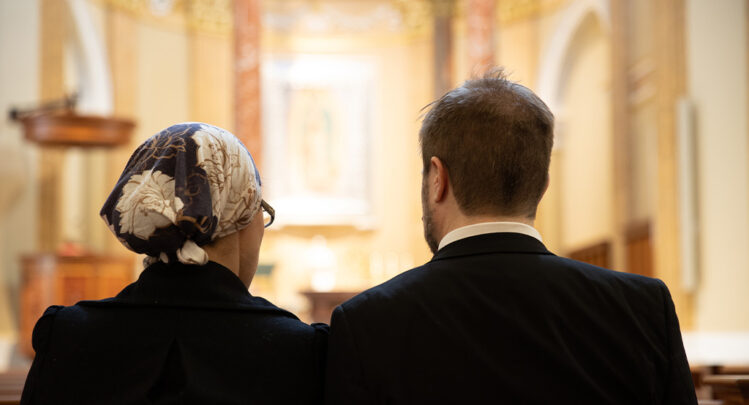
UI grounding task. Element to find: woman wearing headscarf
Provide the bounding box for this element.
[21,122,327,404]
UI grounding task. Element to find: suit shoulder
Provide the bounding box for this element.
[551,255,664,292]
[339,264,430,312]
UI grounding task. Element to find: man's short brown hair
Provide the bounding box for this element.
[419,69,554,218]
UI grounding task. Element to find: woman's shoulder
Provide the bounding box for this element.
[250,295,330,335]
[33,295,329,351]
[30,305,63,353]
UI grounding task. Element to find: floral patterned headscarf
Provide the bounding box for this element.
[101,122,262,267]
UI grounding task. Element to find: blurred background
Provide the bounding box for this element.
[0,0,748,375]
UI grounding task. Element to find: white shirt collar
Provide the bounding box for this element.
[437,222,543,251]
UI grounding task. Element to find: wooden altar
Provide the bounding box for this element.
[300,290,359,324]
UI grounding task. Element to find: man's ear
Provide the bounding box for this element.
[429,156,449,203]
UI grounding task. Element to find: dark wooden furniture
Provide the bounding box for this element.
[719,367,749,375]
[693,365,721,400]
[568,241,611,268]
[20,254,134,357]
[702,375,749,405]
[17,112,134,147]
[692,365,749,402]
[0,370,28,405]
[300,291,359,324]
[626,221,654,277]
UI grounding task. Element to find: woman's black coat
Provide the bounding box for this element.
[21,260,328,405]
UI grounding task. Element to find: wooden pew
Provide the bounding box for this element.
[0,370,28,405]
[693,365,749,402]
[693,365,721,399]
[702,375,749,405]
[719,367,749,375]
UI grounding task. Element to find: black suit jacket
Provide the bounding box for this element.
[21,261,328,405]
[325,233,696,404]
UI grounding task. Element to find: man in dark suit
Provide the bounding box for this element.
[325,70,696,404]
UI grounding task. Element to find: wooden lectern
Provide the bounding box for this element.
[19,255,133,357]
[10,95,137,358]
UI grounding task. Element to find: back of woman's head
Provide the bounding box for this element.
[101,122,262,266]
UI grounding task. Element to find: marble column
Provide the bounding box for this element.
[466,0,496,74]
[234,0,262,169]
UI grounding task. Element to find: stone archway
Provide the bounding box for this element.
[533,0,612,255]
[536,0,610,111]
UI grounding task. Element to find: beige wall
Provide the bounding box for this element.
[135,23,191,142]
[496,13,540,87]
[0,0,40,339]
[557,16,613,250]
[629,102,658,222]
[189,34,234,131]
[686,0,749,331]
[627,0,658,223]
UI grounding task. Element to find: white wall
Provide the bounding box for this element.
[0,0,40,340]
[686,0,749,331]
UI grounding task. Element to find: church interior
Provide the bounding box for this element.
[1,0,749,402]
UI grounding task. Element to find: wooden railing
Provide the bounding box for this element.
[567,221,652,277]
[625,221,653,277]
[568,241,611,268]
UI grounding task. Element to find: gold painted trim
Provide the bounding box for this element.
[498,0,567,25]
[94,0,232,37]
[262,30,430,53]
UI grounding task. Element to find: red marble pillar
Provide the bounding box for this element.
[234,0,262,168]
[433,0,455,98]
[466,0,496,74]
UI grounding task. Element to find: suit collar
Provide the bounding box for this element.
[431,232,554,262]
[79,261,297,319]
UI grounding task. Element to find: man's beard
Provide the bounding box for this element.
[421,181,439,254]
